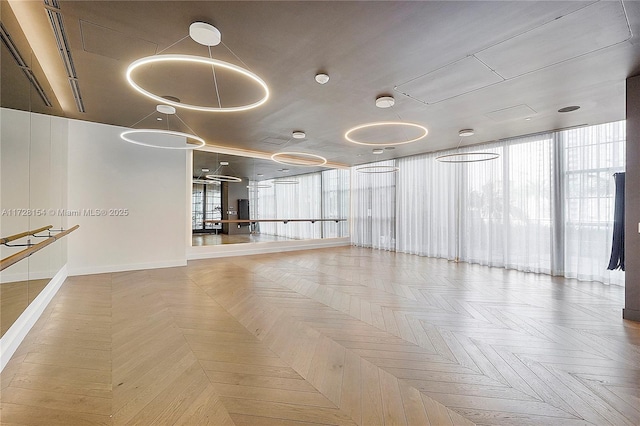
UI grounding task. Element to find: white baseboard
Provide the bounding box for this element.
[68,259,187,276]
[1,270,53,284]
[0,264,68,373]
[187,237,350,260]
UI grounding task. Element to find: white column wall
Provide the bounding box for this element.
[67,119,188,275]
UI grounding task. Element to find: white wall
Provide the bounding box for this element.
[67,119,187,275]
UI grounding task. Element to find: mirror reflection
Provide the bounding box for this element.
[1,19,68,337]
[192,151,349,246]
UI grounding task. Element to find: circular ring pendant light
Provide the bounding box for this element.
[345,121,428,146]
[355,165,400,174]
[435,129,500,163]
[247,183,272,189]
[126,54,269,112]
[205,174,243,182]
[273,180,299,185]
[193,179,220,185]
[120,103,205,149]
[120,129,205,149]
[271,152,327,167]
[435,152,500,163]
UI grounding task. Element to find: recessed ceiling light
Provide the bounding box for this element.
[220,161,229,166]
[525,117,532,121]
[458,129,475,137]
[372,148,384,154]
[385,146,395,150]
[292,131,306,139]
[558,105,580,113]
[375,96,395,109]
[281,168,290,172]
[189,22,221,46]
[257,173,263,176]
[315,73,330,85]
[202,168,209,172]
[156,117,163,121]
[156,104,176,115]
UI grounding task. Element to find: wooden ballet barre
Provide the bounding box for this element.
[1,225,53,245]
[0,225,79,272]
[204,219,347,224]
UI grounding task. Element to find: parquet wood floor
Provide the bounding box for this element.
[1,246,639,425]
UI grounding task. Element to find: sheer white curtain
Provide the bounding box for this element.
[459,138,555,273]
[351,160,396,250]
[350,120,626,285]
[396,154,458,259]
[322,169,350,238]
[458,143,506,267]
[562,121,625,285]
[256,173,322,239]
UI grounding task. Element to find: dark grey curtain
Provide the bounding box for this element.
[607,172,625,271]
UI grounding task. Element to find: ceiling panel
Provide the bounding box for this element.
[395,55,504,104]
[476,1,631,79]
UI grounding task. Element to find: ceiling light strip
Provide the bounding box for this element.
[0,22,52,107]
[44,0,85,112]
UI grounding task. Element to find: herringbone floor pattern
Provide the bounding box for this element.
[1,246,639,425]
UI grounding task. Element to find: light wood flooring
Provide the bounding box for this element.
[1,279,49,336]
[192,233,297,246]
[1,246,639,425]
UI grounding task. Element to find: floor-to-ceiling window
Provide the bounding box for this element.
[352,121,625,285]
[192,182,222,233]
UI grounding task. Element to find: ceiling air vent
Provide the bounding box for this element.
[44,0,85,112]
[0,22,52,107]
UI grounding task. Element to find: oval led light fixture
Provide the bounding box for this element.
[458,129,474,137]
[345,121,428,146]
[126,55,269,112]
[156,104,176,115]
[271,152,327,167]
[220,161,229,166]
[189,22,221,46]
[435,152,500,163]
[315,73,329,84]
[375,96,395,109]
[205,174,242,182]
[372,148,384,154]
[120,129,205,150]
[355,165,400,174]
[292,131,306,139]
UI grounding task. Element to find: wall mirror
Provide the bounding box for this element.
[1,10,68,338]
[192,150,349,247]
